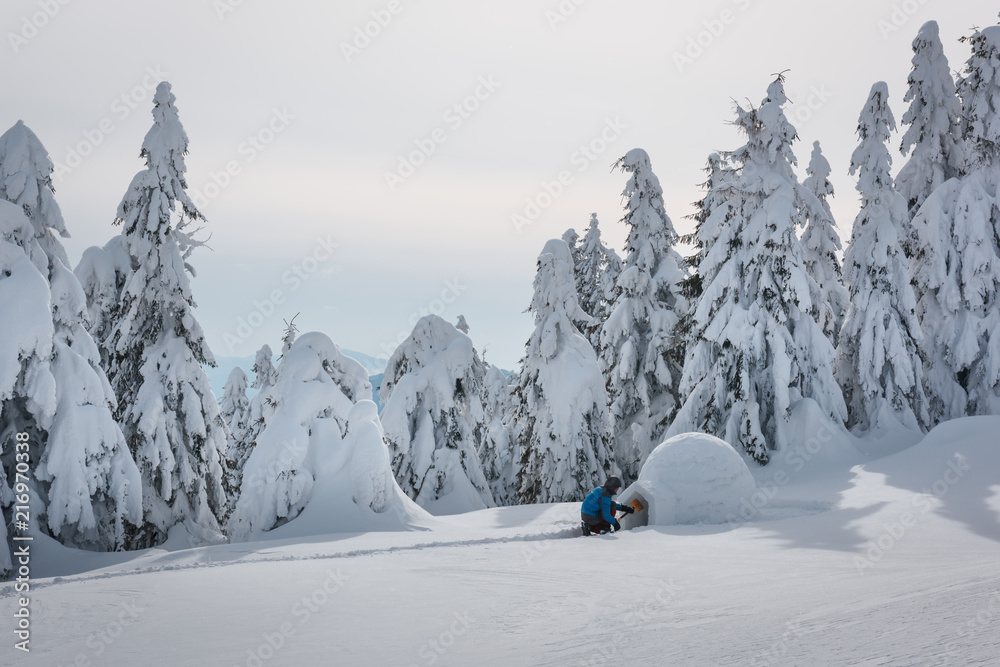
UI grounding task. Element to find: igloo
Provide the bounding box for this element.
[619,432,757,528]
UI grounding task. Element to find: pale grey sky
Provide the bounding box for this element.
[1,0,992,368]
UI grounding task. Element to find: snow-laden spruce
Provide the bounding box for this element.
[280,316,299,357]
[678,153,738,349]
[681,153,737,286]
[514,239,616,504]
[0,122,141,555]
[103,83,227,547]
[897,21,966,219]
[599,245,622,322]
[800,141,848,348]
[0,201,54,577]
[669,76,847,463]
[958,26,1000,170]
[233,344,279,481]
[599,149,687,481]
[836,83,930,433]
[575,216,604,319]
[911,26,1000,419]
[479,364,517,506]
[74,237,130,369]
[379,315,494,514]
[221,367,251,446]
[573,213,619,349]
[228,333,390,539]
[220,366,250,506]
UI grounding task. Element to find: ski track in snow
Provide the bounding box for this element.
[3,526,586,596]
[7,500,836,596]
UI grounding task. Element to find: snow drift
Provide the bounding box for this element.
[619,432,757,528]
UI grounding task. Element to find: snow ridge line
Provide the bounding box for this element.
[0,526,581,595]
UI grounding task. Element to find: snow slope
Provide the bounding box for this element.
[3,418,999,665]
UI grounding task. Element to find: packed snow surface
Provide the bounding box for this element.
[620,432,758,527]
[3,417,1000,665]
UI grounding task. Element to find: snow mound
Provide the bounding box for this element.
[620,432,757,527]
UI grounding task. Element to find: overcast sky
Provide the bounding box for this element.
[1,0,993,369]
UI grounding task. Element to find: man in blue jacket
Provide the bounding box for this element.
[581,476,633,535]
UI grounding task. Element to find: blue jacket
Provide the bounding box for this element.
[582,487,626,523]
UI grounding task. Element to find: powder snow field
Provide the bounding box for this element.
[3,417,1000,666]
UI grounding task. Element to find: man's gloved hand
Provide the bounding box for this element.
[624,506,635,515]
[612,520,621,532]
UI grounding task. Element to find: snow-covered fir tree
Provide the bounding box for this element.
[561,227,580,255]
[0,201,50,576]
[681,153,737,285]
[220,367,250,504]
[455,314,470,334]
[801,141,849,347]
[104,82,227,547]
[575,214,606,319]
[74,237,130,369]
[574,213,619,350]
[238,344,279,466]
[911,25,1000,419]
[379,315,494,513]
[515,239,615,503]
[958,25,1000,170]
[669,76,847,463]
[598,148,686,481]
[599,246,622,324]
[0,122,141,554]
[251,344,279,394]
[221,367,250,443]
[836,83,930,432]
[678,152,737,349]
[228,333,373,539]
[897,20,966,220]
[479,364,517,506]
[280,315,299,357]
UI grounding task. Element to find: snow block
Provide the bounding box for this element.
[619,432,757,528]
